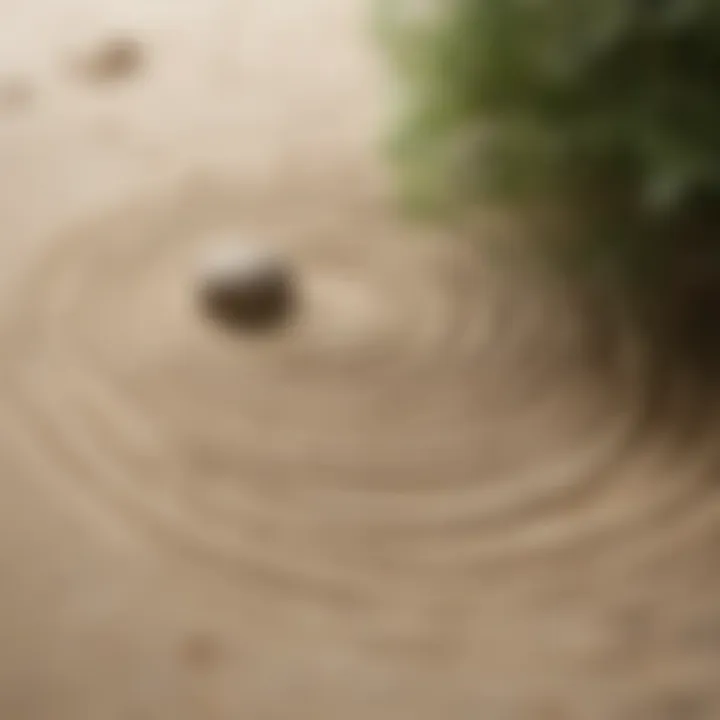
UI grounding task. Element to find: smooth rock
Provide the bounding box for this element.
[197,240,295,331]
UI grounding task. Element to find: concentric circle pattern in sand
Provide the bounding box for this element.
[1,176,719,598]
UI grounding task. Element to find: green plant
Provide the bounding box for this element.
[376,0,720,305]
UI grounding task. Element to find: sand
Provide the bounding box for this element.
[1,0,720,718]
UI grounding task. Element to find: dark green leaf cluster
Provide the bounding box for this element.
[376,0,720,288]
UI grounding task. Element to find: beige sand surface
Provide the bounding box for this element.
[1,1,720,718]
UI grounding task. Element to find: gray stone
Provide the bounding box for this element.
[197,241,295,331]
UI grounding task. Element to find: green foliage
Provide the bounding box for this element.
[376,0,720,296]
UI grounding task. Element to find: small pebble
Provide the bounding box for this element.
[70,35,145,84]
[197,240,295,331]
